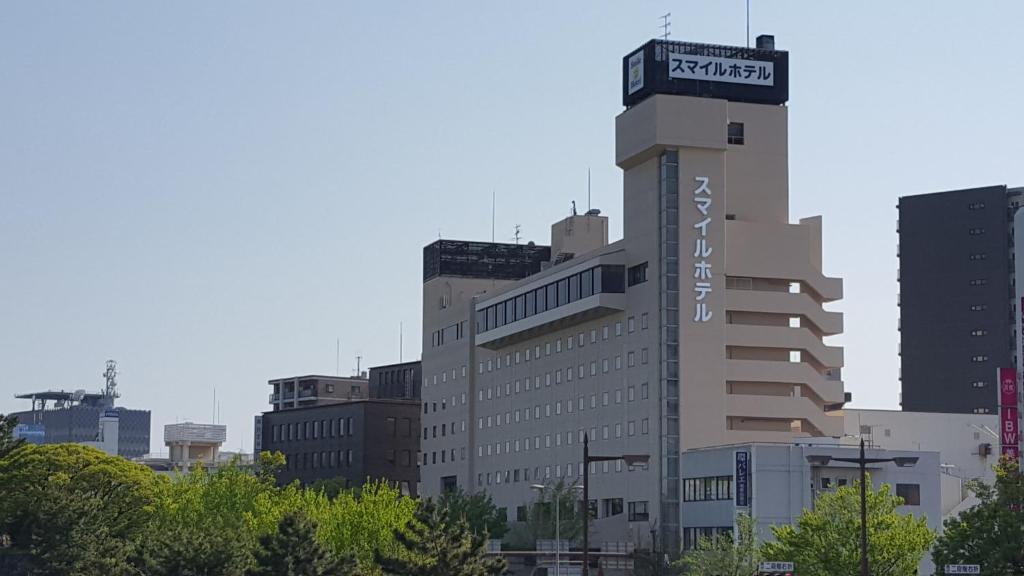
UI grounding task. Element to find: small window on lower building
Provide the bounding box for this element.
[896,483,921,506]
[728,121,745,145]
[628,500,649,522]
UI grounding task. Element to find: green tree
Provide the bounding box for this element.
[760,477,934,576]
[375,500,506,576]
[0,413,26,459]
[0,443,162,576]
[250,511,358,576]
[138,457,304,575]
[933,456,1024,574]
[505,479,585,549]
[308,479,419,570]
[676,513,759,576]
[309,476,351,500]
[437,487,509,539]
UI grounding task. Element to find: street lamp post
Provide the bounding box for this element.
[581,433,650,576]
[530,484,560,575]
[805,438,918,576]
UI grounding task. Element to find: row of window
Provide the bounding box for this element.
[683,527,733,551]
[514,499,649,522]
[476,385,650,428]
[682,476,733,502]
[423,314,651,394]
[967,202,986,210]
[476,457,651,489]
[969,278,988,286]
[477,356,650,399]
[430,321,467,348]
[271,417,356,442]
[283,449,355,471]
[476,265,626,334]
[476,420,652,457]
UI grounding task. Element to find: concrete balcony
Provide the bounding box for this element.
[476,292,626,350]
[726,289,842,336]
[726,359,845,405]
[726,393,844,438]
[726,324,843,370]
[725,219,843,303]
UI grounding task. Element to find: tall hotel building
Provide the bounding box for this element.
[420,35,847,549]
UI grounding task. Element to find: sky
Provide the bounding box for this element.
[2,1,1023,453]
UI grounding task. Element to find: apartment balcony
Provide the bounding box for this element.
[726,289,842,336]
[726,393,844,438]
[726,324,843,369]
[726,359,845,406]
[725,219,843,302]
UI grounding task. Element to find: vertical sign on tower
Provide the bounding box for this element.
[998,368,1019,460]
[692,177,713,322]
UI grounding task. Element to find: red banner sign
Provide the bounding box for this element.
[998,368,1020,459]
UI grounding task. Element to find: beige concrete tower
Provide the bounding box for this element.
[617,40,845,453]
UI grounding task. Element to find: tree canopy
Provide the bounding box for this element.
[676,513,759,576]
[932,457,1024,575]
[760,477,934,576]
[436,487,509,539]
[376,500,506,576]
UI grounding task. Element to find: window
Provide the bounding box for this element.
[683,476,733,502]
[727,121,745,145]
[628,351,635,367]
[628,262,649,286]
[628,501,649,521]
[641,383,649,399]
[641,312,649,329]
[896,483,921,506]
[628,316,636,333]
[602,498,624,517]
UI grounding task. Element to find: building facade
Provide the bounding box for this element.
[420,35,847,550]
[369,360,422,400]
[259,399,420,495]
[267,375,368,411]
[898,185,1024,414]
[680,442,940,574]
[11,392,151,459]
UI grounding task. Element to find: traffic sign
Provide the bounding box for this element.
[759,561,795,573]
[945,565,980,574]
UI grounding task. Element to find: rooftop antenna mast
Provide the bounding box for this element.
[746,0,751,48]
[355,355,362,377]
[659,13,671,40]
[103,360,119,399]
[512,224,522,245]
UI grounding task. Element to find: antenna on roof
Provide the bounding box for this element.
[572,200,577,216]
[746,0,750,48]
[659,13,671,40]
[102,360,119,399]
[587,168,591,212]
[512,224,522,245]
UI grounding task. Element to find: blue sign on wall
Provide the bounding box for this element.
[735,451,750,507]
[14,423,45,444]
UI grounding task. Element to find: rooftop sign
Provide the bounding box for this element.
[623,38,789,107]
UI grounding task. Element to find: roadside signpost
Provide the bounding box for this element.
[759,561,795,574]
[944,565,981,575]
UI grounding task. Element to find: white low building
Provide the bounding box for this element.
[843,409,999,518]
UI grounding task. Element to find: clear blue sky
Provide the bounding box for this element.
[2,2,1022,453]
